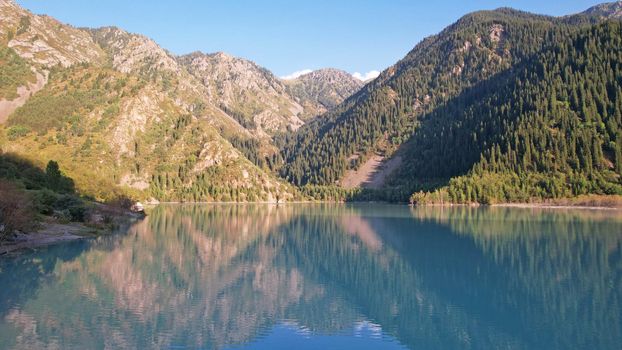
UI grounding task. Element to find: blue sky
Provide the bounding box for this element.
[16,0,605,79]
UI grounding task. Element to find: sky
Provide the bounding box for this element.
[16,0,606,80]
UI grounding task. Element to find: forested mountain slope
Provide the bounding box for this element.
[401,21,622,203]
[280,5,620,190]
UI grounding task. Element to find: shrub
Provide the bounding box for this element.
[6,125,30,140]
[0,180,37,241]
[106,195,134,210]
[68,205,87,222]
[33,188,59,215]
[16,15,30,35]
[54,194,87,222]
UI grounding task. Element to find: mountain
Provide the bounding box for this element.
[0,0,103,121]
[0,0,298,202]
[89,27,179,75]
[0,0,366,202]
[2,0,621,204]
[0,0,104,68]
[581,1,622,19]
[179,54,364,136]
[404,21,622,204]
[280,4,622,203]
[285,68,363,112]
[281,8,564,186]
[179,51,312,136]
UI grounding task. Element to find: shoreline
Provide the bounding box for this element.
[0,222,89,255]
[408,203,622,210]
[1,208,144,256]
[3,198,620,255]
[492,203,622,210]
[154,199,622,210]
[410,194,622,210]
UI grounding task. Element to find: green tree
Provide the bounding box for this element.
[45,160,74,193]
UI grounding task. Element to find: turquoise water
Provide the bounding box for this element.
[0,204,621,349]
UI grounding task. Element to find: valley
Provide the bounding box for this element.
[1,0,622,207]
[1,2,622,348]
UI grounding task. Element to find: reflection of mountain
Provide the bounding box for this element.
[0,205,621,349]
[0,205,364,349]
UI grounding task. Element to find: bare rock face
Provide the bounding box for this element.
[0,0,104,67]
[111,87,165,157]
[180,53,364,134]
[179,51,309,134]
[489,24,505,43]
[582,1,622,19]
[90,27,180,74]
[285,68,364,111]
[182,52,285,97]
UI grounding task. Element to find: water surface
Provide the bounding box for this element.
[0,204,621,349]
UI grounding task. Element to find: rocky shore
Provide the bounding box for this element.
[0,202,145,255]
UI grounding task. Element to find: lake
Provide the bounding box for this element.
[0,204,621,349]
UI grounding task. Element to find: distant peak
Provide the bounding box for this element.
[281,68,372,84]
[582,1,622,18]
[209,51,234,59]
[179,51,206,60]
[92,26,125,34]
[0,0,21,10]
[283,68,356,80]
[352,70,381,82]
[178,51,239,66]
[311,68,349,75]
[281,69,314,80]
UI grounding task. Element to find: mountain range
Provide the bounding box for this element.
[0,0,362,202]
[1,0,622,204]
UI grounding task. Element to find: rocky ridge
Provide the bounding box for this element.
[0,0,310,201]
[581,1,622,19]
[285,68,364,112]
[179,51,309,135]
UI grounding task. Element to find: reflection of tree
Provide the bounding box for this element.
[403,206,622,349]
[0,241,89,318]
[0,204,621,350]
[280,210,522,349]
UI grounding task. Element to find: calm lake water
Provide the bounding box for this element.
[0,204,621,349]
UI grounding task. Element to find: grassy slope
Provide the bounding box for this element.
[1,62,295,202]
[0,46,35,100]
